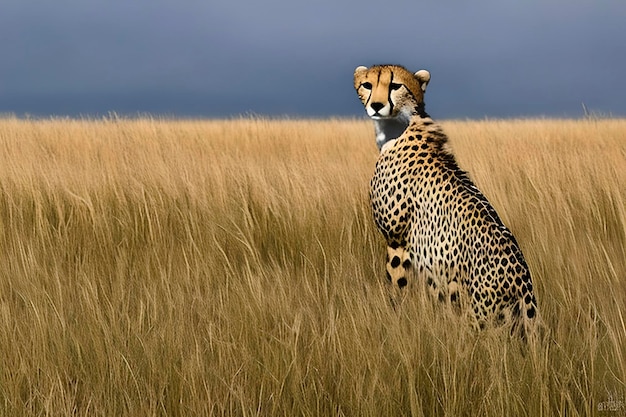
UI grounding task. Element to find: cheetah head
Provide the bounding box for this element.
[354,64,430,120]
[354,65,430,150]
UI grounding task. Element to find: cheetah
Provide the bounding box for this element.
[354,64,538,336]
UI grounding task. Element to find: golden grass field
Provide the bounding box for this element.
[0,117,625,416]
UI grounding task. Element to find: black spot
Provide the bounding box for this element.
[438,293,445,302]
[390,241,400,249]
[524,294,532,304]
[515,277,522,286]
[527,306,536,319]
[397,278,407,288]
[390,256,401,268]
[450,292,458,303]
[402,259,411,269]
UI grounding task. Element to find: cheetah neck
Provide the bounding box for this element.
[403,114,455,159]
[374,118,409,150]
[373,104,431,151]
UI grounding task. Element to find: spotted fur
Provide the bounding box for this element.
[354,64,538,336]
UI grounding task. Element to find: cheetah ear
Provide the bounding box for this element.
[354,66,368,76]
[414,70,431,92]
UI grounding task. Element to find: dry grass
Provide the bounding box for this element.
[0,117,624,416]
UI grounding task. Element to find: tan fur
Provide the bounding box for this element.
[354,65,429,120]
[354,64,538,338]
[354,65,432,150]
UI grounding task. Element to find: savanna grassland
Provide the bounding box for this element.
[0,117,625,416]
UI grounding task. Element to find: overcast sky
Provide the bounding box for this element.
[1,0,624,118]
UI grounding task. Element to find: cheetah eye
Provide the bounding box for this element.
[390,83,402,91]
[361,82,372,90]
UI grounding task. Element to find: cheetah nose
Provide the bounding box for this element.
[370,102,385,112]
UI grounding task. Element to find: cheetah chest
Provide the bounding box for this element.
[369,145,419,241]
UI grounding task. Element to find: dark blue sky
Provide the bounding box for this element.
[1,0,625,118]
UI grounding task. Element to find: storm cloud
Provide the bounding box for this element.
[1,0,624,118]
